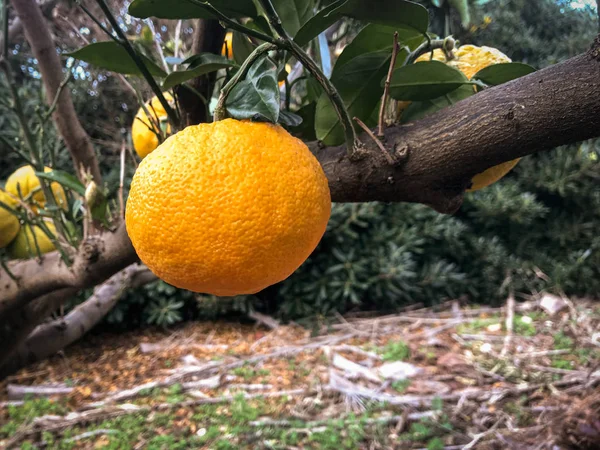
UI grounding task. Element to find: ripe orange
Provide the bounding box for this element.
[407,45,520,191]
[125,119,331,296]
[131,93,174,159]
[222,32,233,59]
[5,165,67,212]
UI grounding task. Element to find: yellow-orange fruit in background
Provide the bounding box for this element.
[125,119,331,296]
[0,189,20,249]
[5,165,67,212]
[403,45,520,191]
[8,220,56,259]
[131,93,174,159]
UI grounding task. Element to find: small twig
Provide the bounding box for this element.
[353,117,396,165]
[173,20,182,70]
[146,19,169,73]
[378,32,399,137]
[501,292,515,357]
[119,141,126,219]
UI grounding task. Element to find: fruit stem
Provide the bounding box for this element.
[93,0,179,129]
[213,42,278,122]
[257,0,361,158]
[405,38,447,66]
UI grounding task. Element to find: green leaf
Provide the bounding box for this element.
[401,84,475,123]
[226,55,280,123]
[335,24,424,70]
[162,54,235,90]
[290,103,316,141]
[66,42,167,78]
[232,31,255,66]
[315,50,391,145]
[471,62,536,86]
[279,110,304,127]
[388,60,470,101]
[296,0,428,47]
[35,170,85,196]
[128,0,256,19]
[294,0,348,47]
[272,0,315,37]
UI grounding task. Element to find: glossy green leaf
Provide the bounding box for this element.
[471,62,536,86]
[128,0,256,19]
[315,50,390,145]
[272,0,315,37]
[335,24,424,70]
[162,54,235,90]
[226,55,280,123]
[279,110,304,127]
[401,84,475,123]
[232,31,255,66]
[35,170,86,196]
[388,60,470,101]
[295,0,428,47]
[66,42,167,77]
[290,102,317,141]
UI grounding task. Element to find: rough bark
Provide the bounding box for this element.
[0,265,154,376]
[11,0,102,184]
[177,19,226,126]
[317,42,600,213]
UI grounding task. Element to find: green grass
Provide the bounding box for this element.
[381,340,411,362]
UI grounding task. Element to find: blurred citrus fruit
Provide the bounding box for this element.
[5,165,67,212]
[0,189,20,248]
[8,220,56,259]
[131,93,174,159]
[126,119,331,296]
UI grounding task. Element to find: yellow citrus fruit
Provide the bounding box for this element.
[131,93,174,159]
[0,189,20,248]
[126,119,331,296]
[401,45,520,191]
[8,220,56,259]
[222,31,233,59]
[5,165,67,212]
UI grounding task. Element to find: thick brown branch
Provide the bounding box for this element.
[0,224,137,318]
[1,265,152,375]
[317,42,600,213]
[11,0,102,184]
[0,42,599,317]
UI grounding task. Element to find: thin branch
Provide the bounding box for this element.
[353,117,396,165]
[378,32,399,137]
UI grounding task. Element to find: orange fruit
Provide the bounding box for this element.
[125,119,331,296]
[131,93,174,159]
[222,32,233,59]
[404,45,520,191]
[5,165,67,212]
[8,220,56,259]
[0,189,20,248]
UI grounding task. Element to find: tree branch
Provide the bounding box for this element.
[0,39,599,327]
[1,264,153,375]
[0,223,137,318]
[11,0,102,184]
[0,0,58,50]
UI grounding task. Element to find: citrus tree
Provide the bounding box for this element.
[0,0,599,377]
